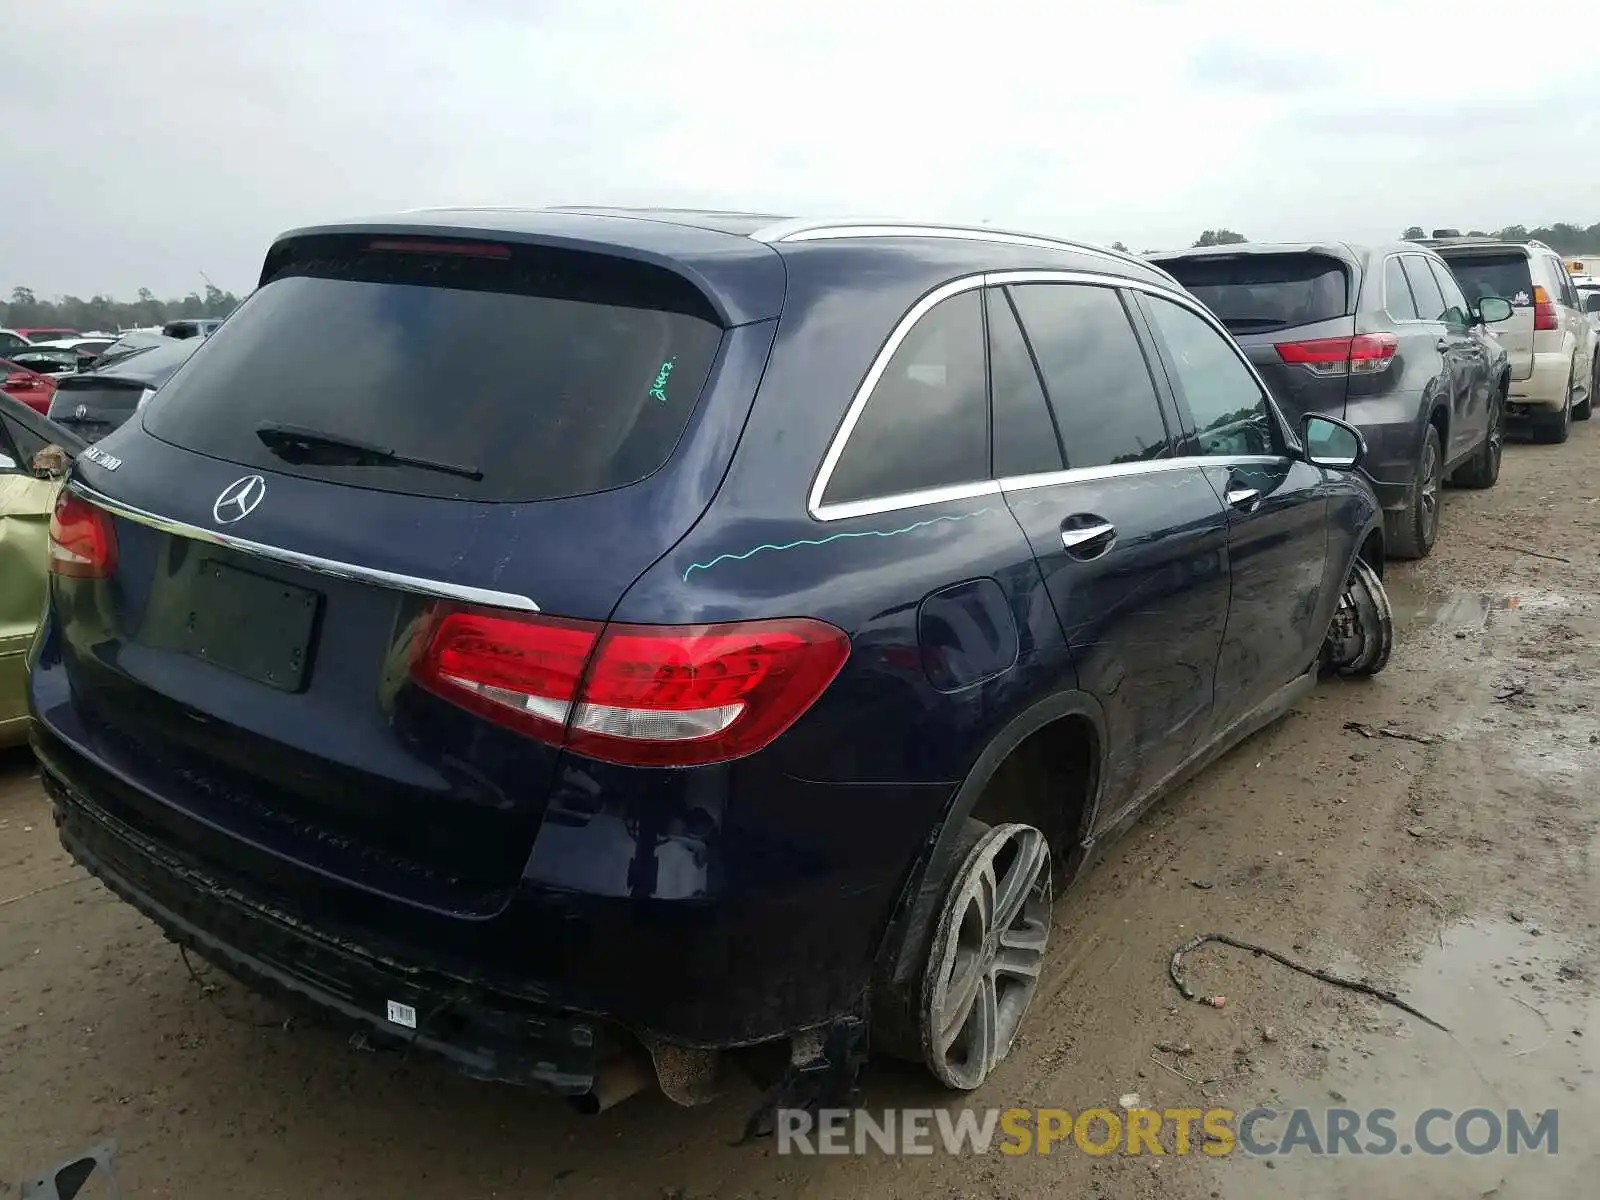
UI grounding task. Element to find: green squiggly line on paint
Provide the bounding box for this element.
[682,508,997,581]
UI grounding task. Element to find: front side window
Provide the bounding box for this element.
[1143,295,1275,457]
[1008,283,1171,468]
[822,289,989,506]
[1428,259,1471,329]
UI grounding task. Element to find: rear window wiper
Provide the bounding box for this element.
[255,422,483,481]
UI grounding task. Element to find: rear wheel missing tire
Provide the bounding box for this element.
[1325,558,1393,678]
[917,820,1051,1090]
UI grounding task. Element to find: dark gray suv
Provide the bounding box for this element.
[1150,242,1512,559]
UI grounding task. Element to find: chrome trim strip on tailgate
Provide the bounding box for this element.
[68,480,541,613]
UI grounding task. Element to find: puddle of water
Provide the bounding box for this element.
[1384,586,1577,638]
[1209,918,1598,1198]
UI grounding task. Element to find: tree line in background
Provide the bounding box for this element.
[1103,224,1600,256]
[1,284,242,333]
[1399,224,1600,255]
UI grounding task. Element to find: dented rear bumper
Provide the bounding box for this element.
[44,763,604,1093]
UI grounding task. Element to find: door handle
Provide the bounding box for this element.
[1225,486,1260,511]
[1060,519,1116,558]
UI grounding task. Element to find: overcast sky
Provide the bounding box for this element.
[5,0,1598,300]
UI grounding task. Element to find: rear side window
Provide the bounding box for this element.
[1384,257,1419,320]
[143,241,726,502]
[823,290,989,506]
[1441,252,1533,306]
[1157,253,1349,334]
[1009,283,1171,468]
[986,288,1063,478]
[1401,256,1447,322]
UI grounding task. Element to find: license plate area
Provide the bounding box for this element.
[180,560,321,692]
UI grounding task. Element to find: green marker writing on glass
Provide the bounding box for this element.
[649,357,677,403]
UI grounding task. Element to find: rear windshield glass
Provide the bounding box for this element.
[1157,254,1350,333]
[143,240,726,502]
[1438,252,1534,306]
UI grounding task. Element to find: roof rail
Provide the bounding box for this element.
[747,217,1164,276]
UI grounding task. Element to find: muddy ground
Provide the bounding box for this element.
[3,423,1598,1199]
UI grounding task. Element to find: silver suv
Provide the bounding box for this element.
[1418,237,1595,442]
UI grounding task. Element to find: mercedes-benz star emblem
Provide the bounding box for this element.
[212,475,267,525]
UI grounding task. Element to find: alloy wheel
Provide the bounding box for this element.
[921,823,1052,1090]
[1418,437,1442,546]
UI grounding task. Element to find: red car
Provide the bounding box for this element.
[0,358,58,414]
[14,327,79,343]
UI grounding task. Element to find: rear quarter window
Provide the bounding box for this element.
[1156,253,1349,334]
[1440,252,1534,306]
[821,289,989,506]
[143,240,726,502]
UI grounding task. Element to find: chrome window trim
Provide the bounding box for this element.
[68,481,541,613]
[999,455,1284,495]
[809,268,1292,523]
[808,274,990,520]
[1394,253,1450,325]
[1381,252,1430,325]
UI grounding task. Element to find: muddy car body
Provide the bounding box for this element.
[30,209,1390,1110]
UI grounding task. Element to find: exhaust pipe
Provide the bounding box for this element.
[569,1051,655,1115]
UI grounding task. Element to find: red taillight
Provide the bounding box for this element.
[1276,333,1398,377]
[48,493,118,579]
[412,606,851,767]
[1532,285,1558,331]
[367,238,510,259]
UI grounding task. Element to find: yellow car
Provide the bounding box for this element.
[0,391,83,746]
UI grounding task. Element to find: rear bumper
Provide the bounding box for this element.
[28,647,943,1061]
[44,761,603,1092]
[1508,352,1571,412]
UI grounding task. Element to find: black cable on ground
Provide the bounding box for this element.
[1168,932,1450,1033]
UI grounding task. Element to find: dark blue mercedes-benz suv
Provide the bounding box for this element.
[29,207,1392,1116]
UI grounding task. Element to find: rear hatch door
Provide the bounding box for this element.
[1153,249,1357,421]
[1433,249,1536,380]
[47,234,771,919]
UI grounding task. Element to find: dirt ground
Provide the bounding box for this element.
[3,423,1598,1199]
